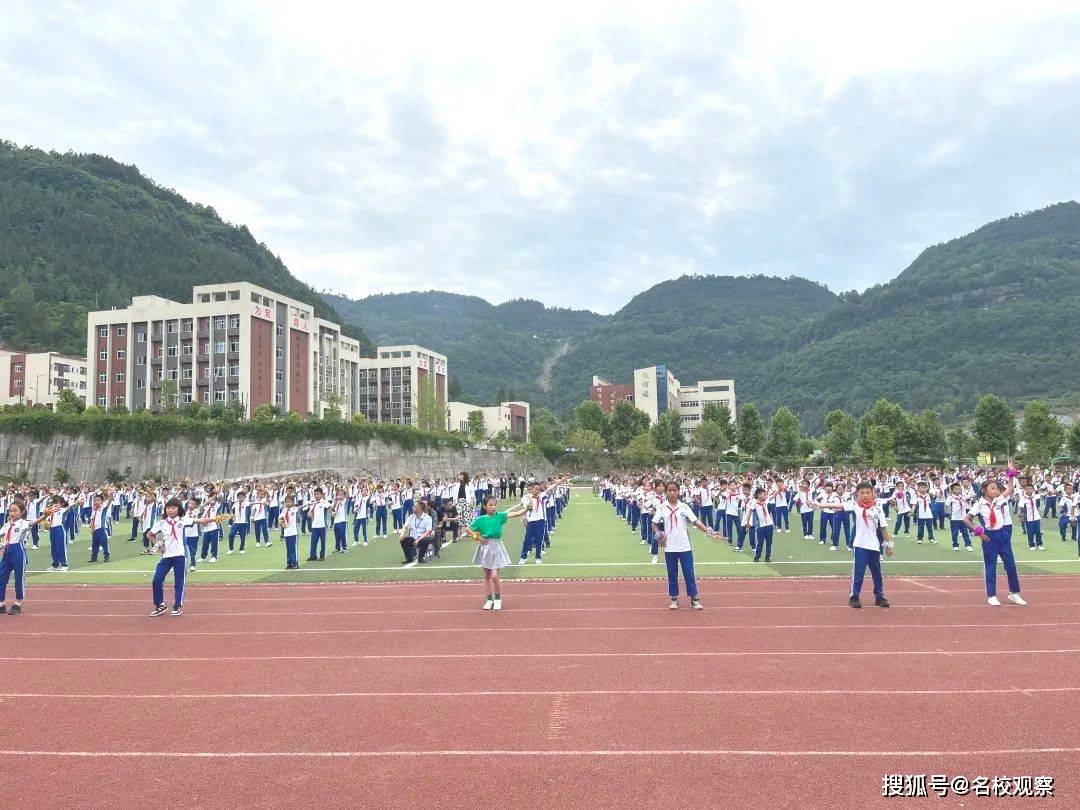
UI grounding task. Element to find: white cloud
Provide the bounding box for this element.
[3,0,1080,313]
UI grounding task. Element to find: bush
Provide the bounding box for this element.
[54,466,71,484]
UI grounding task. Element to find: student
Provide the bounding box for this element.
[653,481,719,609]
[199,494,222,563]
[945,483,973,551]
[963,465,1026,607]
[399,501,435,565]
[331,488,350,554]
[647,479,666,563]
[772,483,790,533]
[278,495,300,569]
[435,500,459,552]
[145,497,216,616]
[0,500,32,615]
[743,487,776,562]
[251,489,270,548]
[912,482,937,545]
[307,487,329,561]
[182,497,203,571]
[1058,482,1078,543]
[372,486,389,538]
[227,492,250,555]
[518,481,555,564]
[814,483,838,547]
[846,481,892,608]
[892,482,913,536]
[352,490,370,547]
[1017,482,1043,550]
[87,491,112,563]
[466,495,529,610]
[43,494,70,572]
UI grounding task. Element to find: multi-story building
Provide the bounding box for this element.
[677,379,736,442]
[589,365,737,445]
[589,375,635,413]
[87,282,355,417]
[355,345,448,427]
[0,349,88,409]
[446,400,530,441]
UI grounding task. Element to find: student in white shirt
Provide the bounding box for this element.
[145,497,220,616]
[1057,482,1078,543]
[43,494,70,572]
[963,465,1026,606]
[846,481,892,608]
[743,487,776,562]
[0,501,33,614]
[912,482,937,545]
[945,482,973,551]
[87,491,113,563]
[278,495,300,569]
[652,481,719,609]
[307,487,330,561]
[331,488,349,553]
[1017,482,1044,550]
[892,482,913,536]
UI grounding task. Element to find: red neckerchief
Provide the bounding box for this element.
[857,498,876,527]
[987,499,998,529]
[666,503,680,526]
[165,518,179,540]
[5,523,13,544]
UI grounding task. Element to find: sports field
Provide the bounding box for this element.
[24,488,1080,584]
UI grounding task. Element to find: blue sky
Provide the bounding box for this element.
[5,1,1080,312]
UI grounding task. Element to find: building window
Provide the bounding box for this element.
[116,372,125,382]
[98,396,107,407]
[137,331,146,343]
[214,390,226,402]
[213,318,225,331]
[182,343,193,356]
[274,392,282,405]
[202,391,210,403]
[229,364,239,377]
[214,365,225,379]
[98,373,106,384]
[275,370,283,382]
[11,363,21,373]
[229,316,240,329]
[167,345,177,357]
[403,351,411,357]
[182,319,193,332]
[228,290,239,301]
[116,326,126,337]
[275,347,283,359]
[229,340,239,353]
[228,389,239,402]
[136,356,146,366]
[199,294,211,303]
[181,392,192,404]
[167,322,178,334]
[214,292,226,302]
[136,379,146,390]
[98,350,107,361]
[116,348,126,359]
[99,327,108,337]
[182,368,193,380]
[166,369,178,381]
[12,380,21,390]
[115,395,125,406]
[201,366,209,379]
[275,325,283,337]
[214,341,225,354]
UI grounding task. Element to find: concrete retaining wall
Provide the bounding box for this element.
[0,433,548,483]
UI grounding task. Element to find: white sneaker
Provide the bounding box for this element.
[239,550,245,555]
[209,556,218,563]
[651,555,658,564]
[669,599,679,610]
[987,596,1002,606]
[1007,593,1027,606]
[227,550,233,555]
[352,541,360,547]
[916,540,923,544]
[362,542,368,547]
[482,598,494,610]
[818,540,825,545]
[60,566,68,572]
[535,558,543,565]
[828,546,837,552]
[965,546,973,552]
[493,599,502,611]
[188,565,196,571]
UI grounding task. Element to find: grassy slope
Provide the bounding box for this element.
[26,490,1080,586]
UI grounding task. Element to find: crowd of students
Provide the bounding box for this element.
[600,460,1062,608]
[0,471,567,616]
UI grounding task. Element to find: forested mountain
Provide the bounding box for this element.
[0,142,371,356]
[755,202,1080,427]
[324,291,606,403]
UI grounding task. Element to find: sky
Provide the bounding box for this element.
[4,1,1080,313]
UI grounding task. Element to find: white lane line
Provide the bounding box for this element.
[8,687,1079,699]
[25,558,1080,574]
[902,577,950,593]
[5,648,1080,662]
[6,622,1078,638]
[22,602,1080,617]
[2,748,1078,758]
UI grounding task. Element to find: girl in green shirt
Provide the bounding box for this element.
[467,495,527,610]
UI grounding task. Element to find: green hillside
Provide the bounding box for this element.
[323,291,606,404]
[0,142,372,356]
[759,202,1080,427]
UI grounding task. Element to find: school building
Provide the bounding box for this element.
[0,348,88,409]
[446,400,531,441]
[590,365,736,443]
[86,282,447,424]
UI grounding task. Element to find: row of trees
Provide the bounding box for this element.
[555,392,1080,469]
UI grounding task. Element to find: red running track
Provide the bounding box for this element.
[2,575,1079,808]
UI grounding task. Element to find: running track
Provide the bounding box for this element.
[3,575,1079,808]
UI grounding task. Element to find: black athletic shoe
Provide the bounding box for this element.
[87,558,97,563]
[306,556,317,561]
[318,554,325,561]
[849,596,862,609]
[171,606,183,616]
[149,604,168,617]
[104,555,110,561]
[8,605,20,615]
[875,597,890,608]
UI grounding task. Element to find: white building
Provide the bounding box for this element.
[677,379,737,442]
[0,349,88,409]
[447,400,530,441]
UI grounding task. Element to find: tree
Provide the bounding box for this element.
[466,409,486,441]
[910,409,947,460]
[514,442,546,473]
[573,399,610,442]
[702,401,735,443]
[735,403,765,456]
[1019,400,1065,464]
[1068,422,1080,460]
[622,431,658,468]
[859,399,913,457]
[608,400,651,448]
[651,409,685,453]
[947,427,976,461]
[764,406,802,460]
[567,428,604,465]
[251,404,276,423]
[351,411,367,425]
[691,419,730,455]
[415,376,443,432]
[529,407,565,447]
[866,425,896,467]
[108,403,129,415]
[55,388,83,414]
[158,379,179,411]
[973,394,1016,457]
[322,391,343,421]
[823,410,857,459]
[182,401,207,420]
